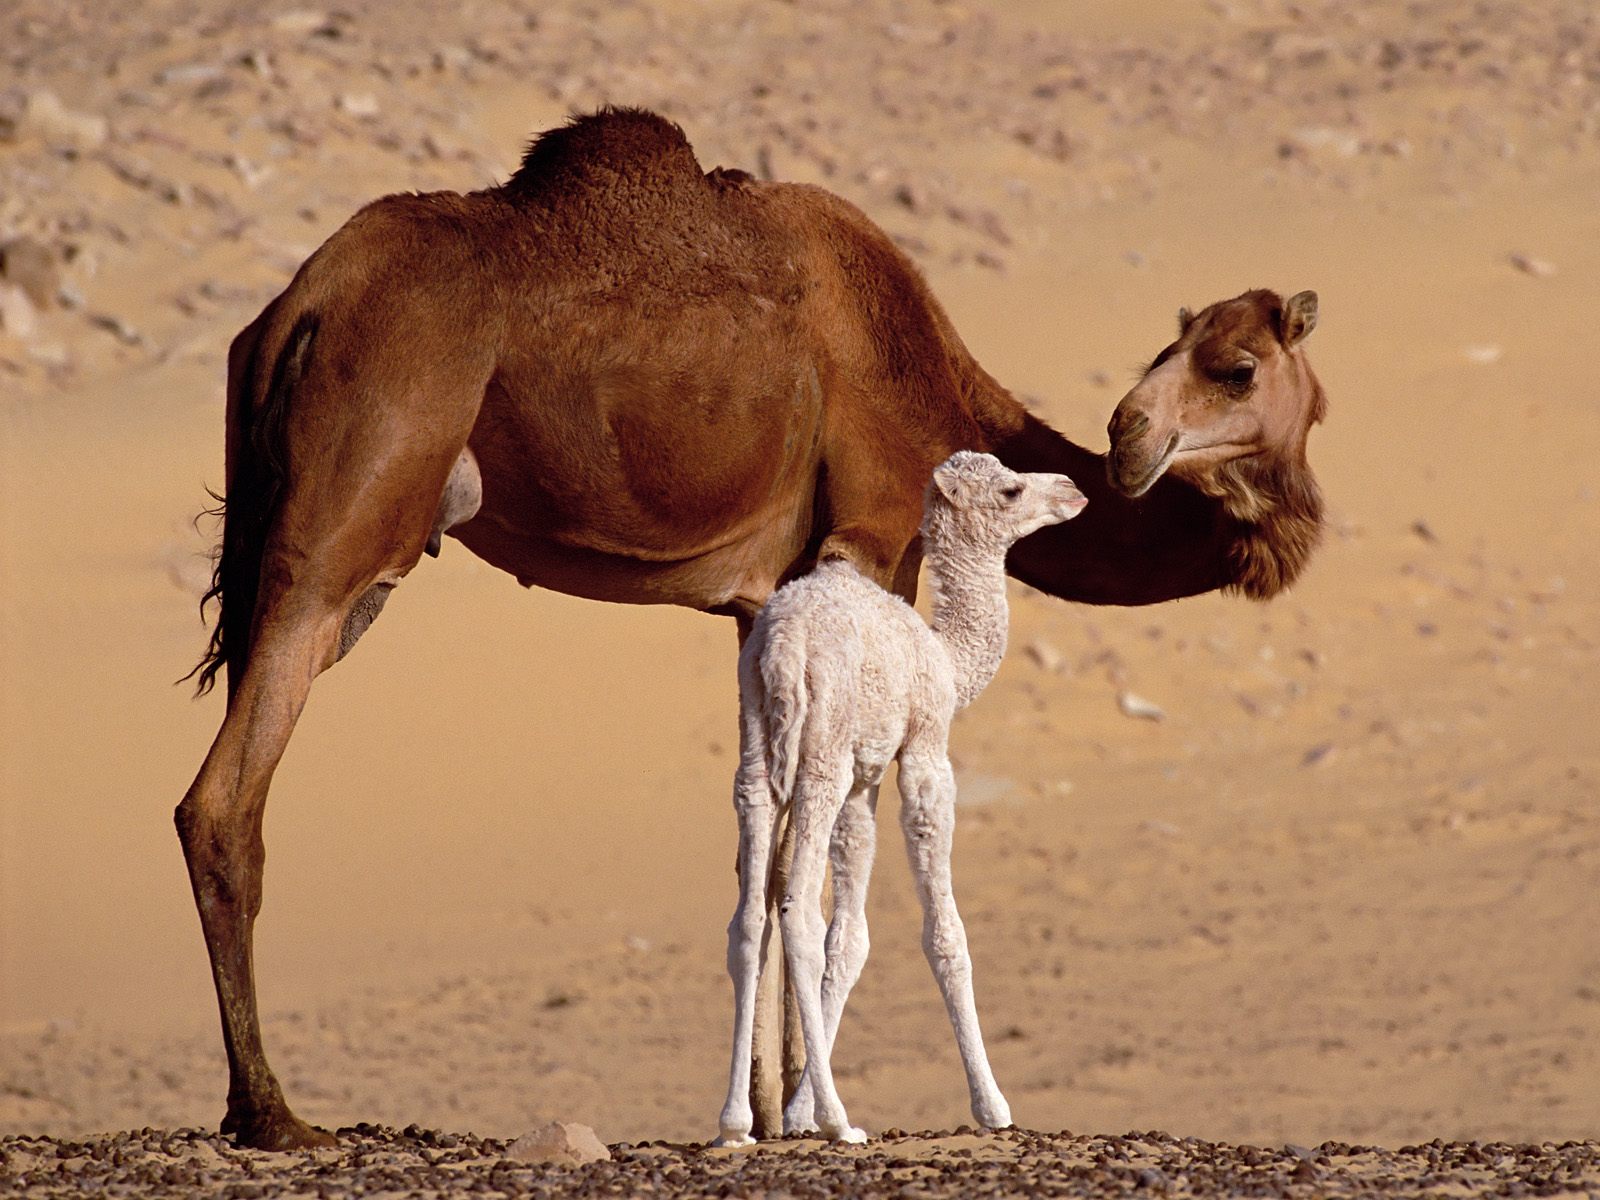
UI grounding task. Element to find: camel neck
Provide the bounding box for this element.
[925,536,1012,710]
[983,409,1238,606]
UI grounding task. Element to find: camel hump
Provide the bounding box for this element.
[503,106,704,198]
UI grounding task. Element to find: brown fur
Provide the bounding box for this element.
[175,108,1327,1150]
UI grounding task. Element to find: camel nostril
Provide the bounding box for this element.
[1112,409,1150,442]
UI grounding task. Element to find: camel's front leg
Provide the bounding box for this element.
[898,753,1011,1131]
[784,781,877,1135]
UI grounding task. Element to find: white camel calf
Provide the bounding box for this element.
[715,451,1088,1145]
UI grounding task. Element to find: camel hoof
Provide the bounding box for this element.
[831,1125,868,1145]
[974,1100,1013,1132]
[222,1108,338,1151]
[712,1132,758,1148]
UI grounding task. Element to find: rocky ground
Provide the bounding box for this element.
[5,1125,1598,1199]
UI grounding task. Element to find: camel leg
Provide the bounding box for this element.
[177,406,473,1147]
[174,592,350,1150]
[898,748,1011,1131]
[784,781,876,1135]
[714,705,779,1147]
[780,769,864,1144]
[736,613,800,1140]
[748,805,790,1139]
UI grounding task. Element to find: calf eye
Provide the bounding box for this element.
[1225,361,1256,388]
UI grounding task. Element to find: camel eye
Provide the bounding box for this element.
[1000,484,1023,502]
[1225,361,1256,389]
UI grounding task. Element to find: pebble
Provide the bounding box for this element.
[336,92,381,118]
[1507,252,1555,278]
[504,1121,610,1166]
[0,284,39,339]
[1024,638,1065,673]
[1116,691,1165,722]
[15,89,108,152]
[88,312,145,345]
[0,237,61,309]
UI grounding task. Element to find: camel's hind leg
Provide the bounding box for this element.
[176,596,347,1149]
[780,767,865,1144]
[177,318,483,1147]
[715,677,779,1147]
[783,781,876,1135]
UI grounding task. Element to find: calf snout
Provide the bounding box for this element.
[1053,477,1088,520]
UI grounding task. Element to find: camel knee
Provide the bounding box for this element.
[727,901,768,965]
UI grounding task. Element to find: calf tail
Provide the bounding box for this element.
[757,621,809,807]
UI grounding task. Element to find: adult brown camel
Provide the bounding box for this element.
[177,106,1327,1151]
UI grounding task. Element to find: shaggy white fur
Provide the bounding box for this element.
[715,451,1087,1146]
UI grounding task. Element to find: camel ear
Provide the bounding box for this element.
[931,459,974,507]
[1282,290,1318,346]
[1177,306,1194,334]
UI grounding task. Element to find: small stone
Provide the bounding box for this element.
[1409,518,1439,543]
[1300,742,1335,768]
[156,63,227,86]
[505,1122,610,1166]
[183,1141,222,1164]
[18,89,108,151]
[1116,690,1165,721]
[336,92,380,118]
[0,237,61,309]
[1507,252,1555,278]
[272,9,332,35]
[1023,638,1064,673]
[89,312,144,345]
[0,284,38,339]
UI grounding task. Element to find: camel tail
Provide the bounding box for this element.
[757,621,810,808]
[185,309,320,698]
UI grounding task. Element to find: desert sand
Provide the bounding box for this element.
[1,0,1597,1194]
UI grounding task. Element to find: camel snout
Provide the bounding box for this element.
[1105,401,1170,496]
[1053,478,1088,520]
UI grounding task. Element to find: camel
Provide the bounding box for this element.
[716,452,1088,1146]
[176,105,1327,1150]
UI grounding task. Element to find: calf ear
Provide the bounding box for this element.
[1282,290,1318,345]
[932,459,974,507]
[1177,306,1194,334]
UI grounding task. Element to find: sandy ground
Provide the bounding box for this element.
[2,0,1598,1191]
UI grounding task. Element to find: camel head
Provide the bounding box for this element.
[1106,289,1326,513]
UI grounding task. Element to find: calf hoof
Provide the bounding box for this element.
[222,1107,338,1151]
[974,1097,1013,1132]
[782,1113,821,1137]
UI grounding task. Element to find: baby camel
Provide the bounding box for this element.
[716,452,1088,1145]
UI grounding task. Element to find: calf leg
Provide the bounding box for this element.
[784,781,876,1134]
[898,750,1011,1131]
[779,769,865,1143]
